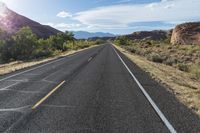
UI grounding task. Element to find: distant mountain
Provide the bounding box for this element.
[125,30,169,41]
[73,31,115,39]
[0,4,60,38]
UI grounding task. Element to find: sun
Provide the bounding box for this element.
[0,0,10,9]
[0,1,6,17]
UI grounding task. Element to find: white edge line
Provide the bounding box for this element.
[0,57,66,82]
[0,82,19,90]
[112,45,177,133]
[0,105,31,112]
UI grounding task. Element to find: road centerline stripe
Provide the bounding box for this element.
[112,45,177,133]
[32,80,66,110]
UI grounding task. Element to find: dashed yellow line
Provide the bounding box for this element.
[32,80,66,110]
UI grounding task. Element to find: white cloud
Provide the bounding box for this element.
[45,22,54,27]
[164,4,174,9]
[45,23,84,31]
[57,11,72,18]
[73,0,200,29]
[115,0,131,4]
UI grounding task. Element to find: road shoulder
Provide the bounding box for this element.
[113,44,200,116]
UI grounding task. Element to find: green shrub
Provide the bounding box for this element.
[0,27,81,63]
[125,46,137,53]
[163,57,177,66]
[12,26,39,60]
[147,53,166,63]
[189,64,200,79]
[130,48,137,53]
[177,63,189,72]
[143,50,152,56]
[77,43,90,49]
[146,41,152,45]
[33,49,53,58]
[114,36,128,45]
[94,39,106,45]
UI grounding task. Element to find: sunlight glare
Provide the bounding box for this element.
[0,1,6,17]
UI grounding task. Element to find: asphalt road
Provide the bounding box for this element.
[0,44,200,133]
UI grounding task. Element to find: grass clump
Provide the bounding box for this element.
[177,63,189,72]
[146,53,166,63]
[163,57,177,66]
[189,64,200,79]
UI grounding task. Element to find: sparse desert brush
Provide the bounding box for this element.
[143,50,152,56]
[189,64,200,79]
[163,57,177,66]
[167,46,172,49]
[123,45,137,54]
[146,53,166,63]
[187,46,200,55]
[126,46,137,53]
[115,38,200,76]
[177,63,189,72]
[77,43,91,49]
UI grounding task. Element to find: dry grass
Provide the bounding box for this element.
[114,44,200,116]
[0,45,97,76]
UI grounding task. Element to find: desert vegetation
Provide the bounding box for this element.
[114,37,200,80]
[0,26,104,64]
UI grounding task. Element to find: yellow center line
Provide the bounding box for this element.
[32,80,66,110]
[88,57,93,62]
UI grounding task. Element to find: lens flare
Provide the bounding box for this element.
[0,2,12,32]
[0,2,6,17]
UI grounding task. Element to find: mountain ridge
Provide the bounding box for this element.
[72,31,115,39]
[0,5,61,38]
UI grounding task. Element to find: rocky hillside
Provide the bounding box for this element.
[125,30,169,41]
[0,4,60,38]
[171,22,200,45]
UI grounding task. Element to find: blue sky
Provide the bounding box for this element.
[1,0,200,34]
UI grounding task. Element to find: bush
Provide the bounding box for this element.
[12,26,39,60]
[94,39,106,45]
[130,48,137,53]
[36,39,53,58]
[163,57,177,66]
[147,53,166,63]
[0,26,97,63]
[189,64,200,79]
[125,46,137,53]
[33,49,53,58]
[114,36,128,45]
[177,63,189,72]
[0,39,12,62]
[143,50,152,56]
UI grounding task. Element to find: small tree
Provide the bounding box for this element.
[65,31,75,49]
[0,38,16,62]
[114,36,127,45]
[48,31,76,51]
[12,26,38,60]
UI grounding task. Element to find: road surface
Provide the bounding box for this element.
[0,44,199,133]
